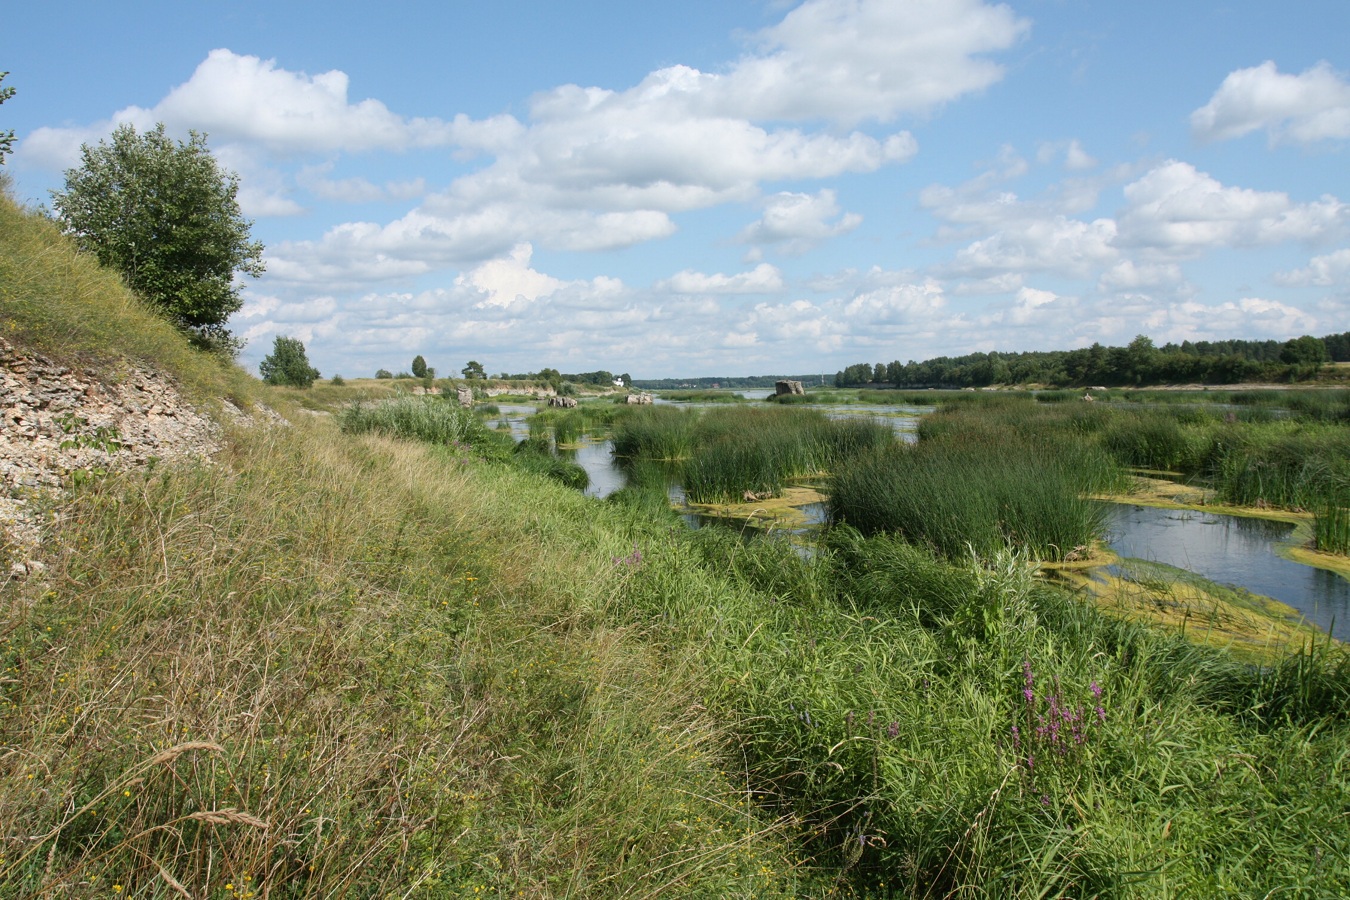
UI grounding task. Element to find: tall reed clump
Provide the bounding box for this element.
[1209,423,1350,509]
[1100,407,1217,471]
[681,407,893,503]
[1315,490,1350,555]
[831,400,1122,561]
[828,437,1109,561]
[610,404,698,460]
[338,394,501,452]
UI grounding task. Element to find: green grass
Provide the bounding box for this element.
[338,394,502,451]
[0,184,256,408]
[610,404,699,460]
[5,180,1350,896]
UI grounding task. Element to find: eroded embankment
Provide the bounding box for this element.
[0,337,267,575]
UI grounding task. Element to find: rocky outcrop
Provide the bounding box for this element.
[625,393,654,405]
[548,396,579,408]
[775,380,805,396]
[1,337,229,576]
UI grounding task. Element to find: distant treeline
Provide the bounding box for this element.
[629,374,830,391]
[835,332,1350,389]
[491,367,632,387]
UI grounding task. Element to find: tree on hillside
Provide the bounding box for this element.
[0,72,15,165]
[260,335,320,388]
[462,360,486,380]
[411,355,428,378]
[50,123,264,354]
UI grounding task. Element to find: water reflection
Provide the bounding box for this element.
[1103,504,1350,640]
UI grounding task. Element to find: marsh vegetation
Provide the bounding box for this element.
[3,190,1349,896]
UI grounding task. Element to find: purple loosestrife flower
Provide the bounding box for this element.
[887,721,900,739]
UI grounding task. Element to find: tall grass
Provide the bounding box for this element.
[1209,424,1350,509]
[0,416,824,897]
[610,404,698,460]
[0,185,256,407]
[621,527,1350,896]
[677,407,893,504]
[1315,493,1350,555]
[828,439,1111,561]
[338,394,502,451]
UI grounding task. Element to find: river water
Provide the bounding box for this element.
[497,401,1350,639]
[1102,504,1350,641]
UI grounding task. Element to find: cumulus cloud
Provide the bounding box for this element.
[154,49,457,154]
[297,164,427,204]
[660,264,785,294]
[738,190,863,256]
[974,286,1077,329]
[946,216,1119,278]
[20,50,461,170]
[1097,260,1185,291]
[1129,296,1320,343]
[1275,248,1350,286]
[718,0,1030,124]
[266,206,677,288]
[1191,61,1350,144]
[456,244,562,309]
[1117,160,1347,252]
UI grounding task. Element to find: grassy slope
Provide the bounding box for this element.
[4,189,1350,897]
[0,190,816,896]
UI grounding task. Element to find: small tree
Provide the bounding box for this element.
[260,335,320,388]
[411,355,428,378]
[462,360,486,380]
[0,72,16,165]
[375,369,393,379]
[50,123,264,354]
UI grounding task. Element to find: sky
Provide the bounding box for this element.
[2,1,1348,380]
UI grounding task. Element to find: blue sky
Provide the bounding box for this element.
[3,1,1347,379]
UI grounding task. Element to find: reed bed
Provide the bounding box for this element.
[610,404,699,460]
[680,407,893,503]
[1315,494,1350,555]
[1209,424,1350,509]
[828,438,1111,561]
[338,394,500,451]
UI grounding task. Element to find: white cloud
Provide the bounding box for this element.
[978,286,1077,328]
[661,264,785,294]
[1117,161,1347,253]
[154,49,457,154]
[1191,61,1350,144]
[1138,296,1320,343]
[297,164,427,204]
[456,244,562,309]
[1097,260,1185,291]
[266,206,677,288]
[738,189,863,256]
[19,50,460,170]
[947,216,1119,278]
[1275,248,1350,286]
[719,0,1030,124]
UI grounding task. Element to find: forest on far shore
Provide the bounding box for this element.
[835,332,1349,389]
